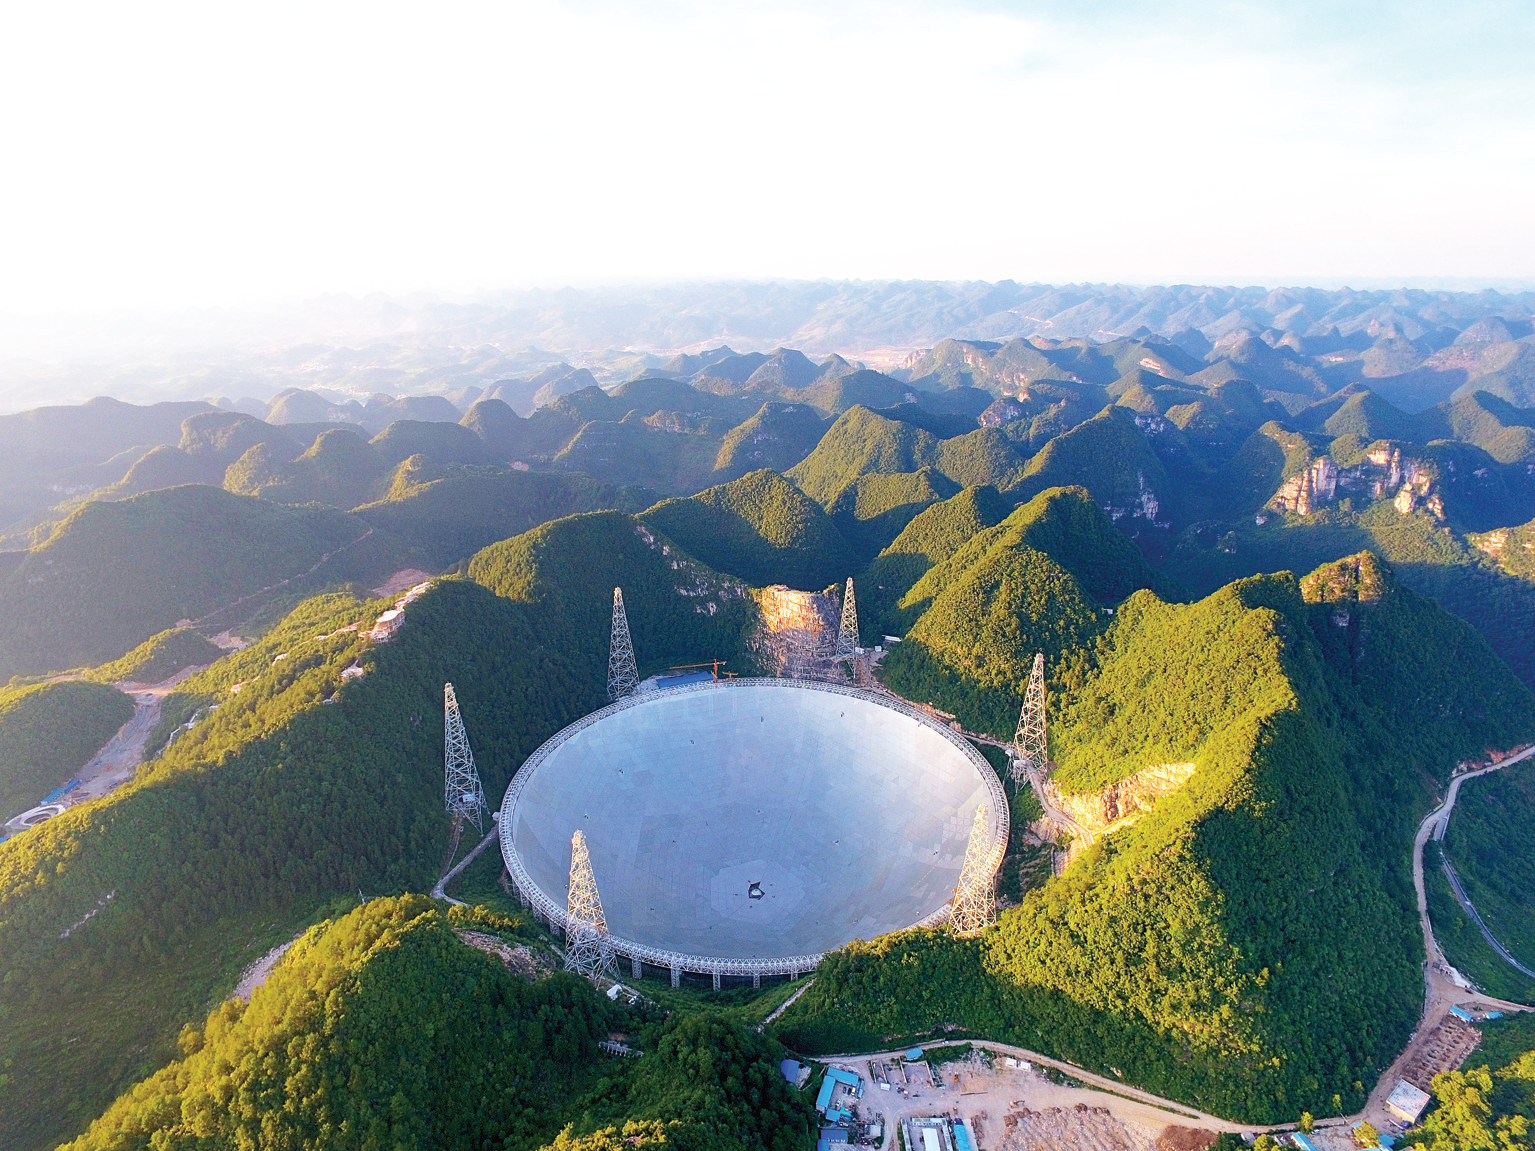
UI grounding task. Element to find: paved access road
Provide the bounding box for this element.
[1322,746,1535,1135]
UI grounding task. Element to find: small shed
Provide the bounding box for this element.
[1386,1079,1432,1124]
[781,1059,811,1088]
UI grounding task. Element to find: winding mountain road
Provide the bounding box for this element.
[1439,856,1535,978]
[1338,747,1535,1133]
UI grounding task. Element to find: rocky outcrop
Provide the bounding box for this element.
[1102,470,1171,530]
[1269,456,1338,515]
[1267,445,1444,520]
[1300,552,1391,626]
[1041,761,1197,858]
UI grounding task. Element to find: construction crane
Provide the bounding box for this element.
[668,660,737,680]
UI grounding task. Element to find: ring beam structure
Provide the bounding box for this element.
[499,677,1008,980]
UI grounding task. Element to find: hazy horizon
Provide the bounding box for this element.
[1,0,1532,314]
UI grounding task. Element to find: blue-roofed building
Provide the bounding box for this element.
[905,1047,925,1059]
[816,1068,862,1116]
[954,1120,975,1151]
[815,1078,835,1111]
[1450,1006,1474,1023]
[817,1128,849,1151]
[1291,1133,1319,1151]
[40,780,80,804]
[656,670,715,687]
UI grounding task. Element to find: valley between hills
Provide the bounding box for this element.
[1,282,1534,1151]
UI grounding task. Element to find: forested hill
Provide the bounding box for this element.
[0,520,763,1148]
[9,315,1535,690]
[773,553,1535,1122]
[6,297,1535,1146]
[62,895,815,1151]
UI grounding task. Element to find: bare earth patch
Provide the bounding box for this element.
[998,1104,1157,1151]
[372,569,435,597]
[233,939,296,1002]
[455,929,549,980]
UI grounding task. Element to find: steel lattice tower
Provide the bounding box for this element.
[443,683,488,831]
[608,587,639,700]
[1010,652,1048,785]
[563,830,617,980]
[949,803,1004,936]
[837,577,859,658]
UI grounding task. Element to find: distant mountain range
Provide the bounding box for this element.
[3,280,1533,411]
[5,285,1535,1149]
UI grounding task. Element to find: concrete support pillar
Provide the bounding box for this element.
[670,963,681,989]
[632,955,642,979]
[753,972,761,989]
[712,969,721,991]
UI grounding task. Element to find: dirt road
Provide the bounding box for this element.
[68,667,204,803]
[431,825,501,906]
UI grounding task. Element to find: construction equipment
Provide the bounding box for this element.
[667,659,735,680]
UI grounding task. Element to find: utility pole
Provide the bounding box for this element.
[443,683,487,832]
[1011,652,1047,786]
[608,587,638,700]
[949,803,1004,936]
[837,577,859,658]
[563,830,617,980]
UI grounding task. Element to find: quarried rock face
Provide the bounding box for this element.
[753,584,841,679]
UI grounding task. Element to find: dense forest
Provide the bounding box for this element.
[0,680,132,820]
[772,558,1534,1123]
[61,895,815,1151]
[6,312,1535,1147]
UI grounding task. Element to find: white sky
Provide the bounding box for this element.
[0,0,1531,311]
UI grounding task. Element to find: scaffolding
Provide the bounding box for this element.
[607,587,639,700]
[563,830,617,980]
[443,683,488,832]
[1010,652,1048,785]
[949,803,1005,936]
[837,577,859,657]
